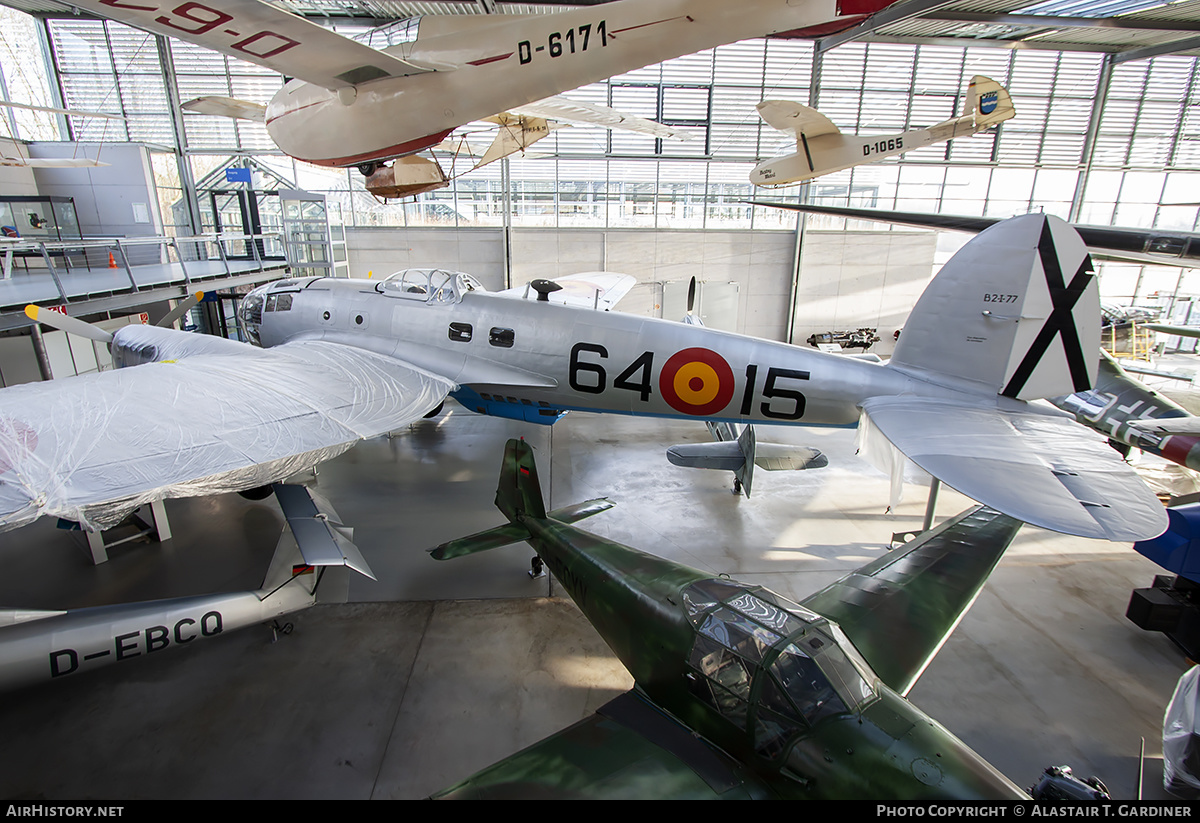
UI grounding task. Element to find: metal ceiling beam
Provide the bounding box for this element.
[918,11,1200,34]
[815,0,963,54]
[1112,34,1200,63]
[861,33,1122,54]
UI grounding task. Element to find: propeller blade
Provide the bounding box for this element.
[157,291,204,329]
[687,276,697,315]
[24,305,113,343]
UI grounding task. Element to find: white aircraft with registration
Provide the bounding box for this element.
[61,0,899,195]
[1,214,1169,544]
[751,76,1015,187]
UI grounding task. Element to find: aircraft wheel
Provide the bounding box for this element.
[238,485,275,500]
[358,162,379,176]
[423,401,444,419]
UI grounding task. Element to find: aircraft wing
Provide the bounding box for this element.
[747,202,1200,267]
[62,0,438,91]
[181,96,267,122]
[0,157,110,168]
[0,340,453,532]
[859,396,1167,542]
[755,100,840,138]
[1144,323,1200,339]
[432,690,768,799]
[799,505,1022,697]
[511,96,694,141]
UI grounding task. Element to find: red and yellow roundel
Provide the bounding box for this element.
[660,348,735,416]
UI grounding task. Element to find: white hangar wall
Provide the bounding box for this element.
[344,226,935,356]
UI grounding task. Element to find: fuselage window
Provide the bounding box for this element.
[490,327,515,348]
[265,293,293,312]
[449,322,473,342]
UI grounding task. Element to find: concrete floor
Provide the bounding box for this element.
[0,408,1189,800]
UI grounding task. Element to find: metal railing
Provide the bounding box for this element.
[1,232,288,307]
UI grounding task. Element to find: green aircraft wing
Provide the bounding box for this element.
[799,506,1023,697]
[431,691,771,800]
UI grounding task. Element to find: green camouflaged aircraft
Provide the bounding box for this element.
[429,438,1029,800]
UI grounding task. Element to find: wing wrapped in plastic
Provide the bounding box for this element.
[0,340,454,532]
[1165,665,1200,798]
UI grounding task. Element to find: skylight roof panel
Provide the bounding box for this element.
[864,43,915,92]
[713,40,768,86]
[1038,133,1086,165]
[104,24,162,74]
[119,75,169,113]
[50,21,114,74]
[909,94,957,126]
[125,114,174,145]
[1013,0,1173,16]
[169,41,227,74]
[661,50,714,85]
[764,39,812,88]
[708,124,760,159]
[821,44,866,89]
[913,46,966,93]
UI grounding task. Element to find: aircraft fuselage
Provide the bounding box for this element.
[248,276,1042,429]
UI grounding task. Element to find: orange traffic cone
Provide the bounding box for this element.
[107,252,117,268]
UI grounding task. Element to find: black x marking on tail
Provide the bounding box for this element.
[1001,220,1094,398]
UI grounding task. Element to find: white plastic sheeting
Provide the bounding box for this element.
[1165,665,1200,798]
[0,335,453,532]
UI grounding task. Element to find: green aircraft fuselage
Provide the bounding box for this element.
[432,440,1026,800]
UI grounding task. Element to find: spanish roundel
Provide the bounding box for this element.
[659,348,735,416]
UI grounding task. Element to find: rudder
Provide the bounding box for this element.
[889,214,1099,401]
[495,438,547,522]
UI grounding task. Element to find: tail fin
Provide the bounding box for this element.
[889,214,1099,401]
[495,438,546,521]
[966,76,1015,128]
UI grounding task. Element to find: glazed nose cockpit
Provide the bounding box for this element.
[239,286,267,346]
[239,279,307,347]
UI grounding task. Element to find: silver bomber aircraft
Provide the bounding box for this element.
[1,214,1168,544]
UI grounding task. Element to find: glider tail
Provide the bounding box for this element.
[889,213,1100,401]
[966,75,1015,128]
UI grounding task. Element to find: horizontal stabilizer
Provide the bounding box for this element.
[513,96,693,140]
[0,609,67,628]
[756,100,840,139]
[665,442,825,472]
[861,397,1167,542]
[754,444,828,471]
[475,114,560,169]
[548,498,615,524]
[801,505,1023,696]
[274,483,376,580]
[429,523,531,561]
[181,96,267,122]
